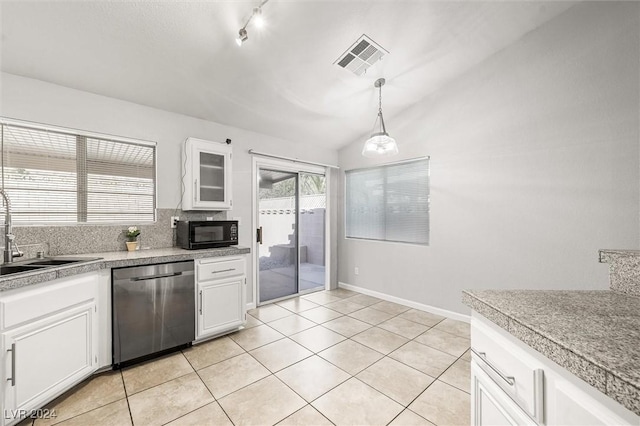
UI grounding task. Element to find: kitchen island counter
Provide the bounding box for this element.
[463,288,640,417]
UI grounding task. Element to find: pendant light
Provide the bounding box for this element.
[362,78,398,157]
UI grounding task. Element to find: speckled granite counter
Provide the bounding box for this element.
[0,246,250,292]
[600,249,640,297]
[462,289,640,416]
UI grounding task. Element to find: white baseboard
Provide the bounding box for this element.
[246,302,256,311]
[338,282,470,323]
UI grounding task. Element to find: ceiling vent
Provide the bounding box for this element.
[335,34,388,76]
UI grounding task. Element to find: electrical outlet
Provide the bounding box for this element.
[206,216,213,221]
[355,267,359,275]
[170,216,179,228]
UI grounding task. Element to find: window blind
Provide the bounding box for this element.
[1,122,156,224]
[345,158,429,245]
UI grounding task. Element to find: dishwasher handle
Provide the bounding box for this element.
[131,271,183,281]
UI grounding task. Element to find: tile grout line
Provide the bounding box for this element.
[34,371,131,426]
[119,370,136,426]
[390,346,472,425]
[178,349,237,426]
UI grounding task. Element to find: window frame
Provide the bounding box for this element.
[344,156,430,246]
[0,117,158,225]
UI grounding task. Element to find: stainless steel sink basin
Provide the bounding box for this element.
[1,257,102,276]
[0,265,46,275]
[28,259,85,266]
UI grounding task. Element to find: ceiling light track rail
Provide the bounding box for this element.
[236,0,270,46]
[248,149,339,169]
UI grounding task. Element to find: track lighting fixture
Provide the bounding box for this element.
[362,78,399,157]
[235,0,270,47]
[236,28,248,46]
[253,7,265,28]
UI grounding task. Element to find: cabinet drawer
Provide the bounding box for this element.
[197,257,245,281]
[471,318,544,423]
[472,362,537,426]
[1,273,99,331]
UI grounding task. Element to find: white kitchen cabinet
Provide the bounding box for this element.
[471,313,639,426]
[471,315,544,425]
[182,137,232,210]
[195,256,246,340]
[1,273,99,426]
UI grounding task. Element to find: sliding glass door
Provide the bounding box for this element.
[258,169,299,302]
[257,166,326,304]
[298,172,327,294]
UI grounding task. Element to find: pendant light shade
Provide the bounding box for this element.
[362,78,398,157]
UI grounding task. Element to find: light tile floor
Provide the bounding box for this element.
[23,290,471,426]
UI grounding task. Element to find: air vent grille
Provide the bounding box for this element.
[335,34,388,76]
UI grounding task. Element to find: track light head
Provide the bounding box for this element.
[236,28,248,46]
[253,7,265,28]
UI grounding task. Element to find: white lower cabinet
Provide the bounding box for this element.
[195,256,246,340]
[471,313,639,426]
[1,273,99,426]
[472,362,536,426]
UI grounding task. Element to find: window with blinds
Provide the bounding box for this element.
[0,121,156,224]
[345,158,429,245]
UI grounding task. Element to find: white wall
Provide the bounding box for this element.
[338,2,640,314]
[0,72,339,304]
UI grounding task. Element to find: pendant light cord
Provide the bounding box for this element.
[378,83,387,134]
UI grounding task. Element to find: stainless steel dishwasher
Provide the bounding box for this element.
[112,261,195,367]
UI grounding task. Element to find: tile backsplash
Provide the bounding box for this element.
[4,208,226,258]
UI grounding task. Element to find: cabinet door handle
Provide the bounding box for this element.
[212,268,235,274]
[7,343,15,386]
[471,348,515,386]
[257,226,263,244]
[199,290,203,315]
[194,180,198,203]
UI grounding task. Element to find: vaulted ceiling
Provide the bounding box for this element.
[0,1,575,149]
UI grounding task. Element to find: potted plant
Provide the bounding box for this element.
[125,226,140,251]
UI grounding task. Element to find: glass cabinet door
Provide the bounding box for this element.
[183,138,232,210]
[198,151,225,203]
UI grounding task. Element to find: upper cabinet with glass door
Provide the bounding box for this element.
[182,137,232,210]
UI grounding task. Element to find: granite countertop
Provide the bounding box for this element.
[0,246,251,292]
[463,289,640,417]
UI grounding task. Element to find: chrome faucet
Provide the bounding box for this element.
[0,189,23,263]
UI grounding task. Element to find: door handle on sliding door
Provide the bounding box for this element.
[257,227,263,244]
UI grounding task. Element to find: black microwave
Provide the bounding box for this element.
[176,220,238,250]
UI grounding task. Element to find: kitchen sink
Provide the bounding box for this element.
[28,259,87,266]
[1,257,102,276]
[0,265,47,275]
